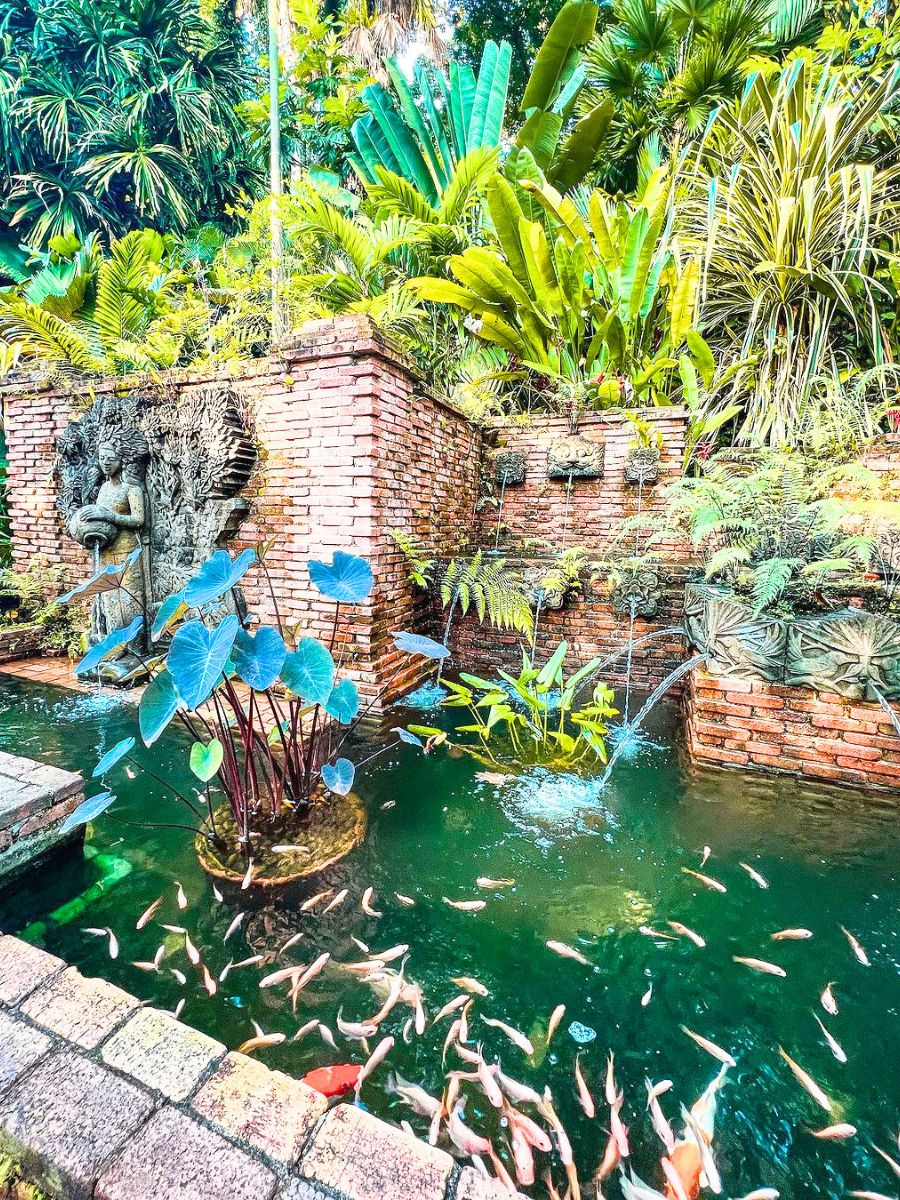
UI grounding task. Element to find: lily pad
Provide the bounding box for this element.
[281,637,334,705]
[74,615,143,676]
[61,790,116,834]
[309,552,373,604]
[92,737,135,778]
[168,615,239,710]
[321,757,355,796]
[324,677,359,724]
[232,626,286,691]
[392,631,450,659]
[139,669,181,746]
[190,738,224,782]
[184,549,256,608]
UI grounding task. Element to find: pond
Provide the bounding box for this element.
[0,672,898,1200]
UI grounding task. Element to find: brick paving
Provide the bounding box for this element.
[0,935,525,1200]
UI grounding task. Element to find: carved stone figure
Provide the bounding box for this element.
[624,447,660,485]
[493,450,526,486]
[611,564,663,617]
[685,584,787,681]
[547,434,604,480]
[57,386,256,683]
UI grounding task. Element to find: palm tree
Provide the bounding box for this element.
[0,0,258,261]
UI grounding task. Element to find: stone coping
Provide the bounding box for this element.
[0,934,513,1200]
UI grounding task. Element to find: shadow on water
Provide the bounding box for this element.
[0,673,898,1200]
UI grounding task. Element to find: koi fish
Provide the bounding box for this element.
[355,1035,395,1095]
[443,897,487,911]
[321,888,348,914]
[452,976,489,996]
[481,1016,534,1055]
[771,928,813,941]
[300,889,332,912]
[223,912,245,942]
[448,1102,492,1156]
[778,1048,833,1112]
[662,1153,694,1200]
[661,1145,701,1200]
[840,925,870,966]
[681,868,727,893]
[733,956,786,977]
[547,1003,566,1043]
[739,862,769,889]
[83,927,119,959]
[680,1104,722,1194]
[336,1011,378,1040]
[813,1014,847,1064]
[303,1064,362,1096]
[574,1055,595,1118]
[681,1027,736,1068]
[546,940,590,965]
[395,893,415,906]
[476,877,515,889]
[175,881,188,909]
[642,981,654,1007]
[669,921,706,948]
[240,860,254,890]
[820,981,838,1015]
[136,897,162,929]
[387,1073,442,1118]
[184,933,200,966]
[809,1124,856,1139]
[361,887,382,917]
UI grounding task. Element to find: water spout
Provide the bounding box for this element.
[597,653,711,790]
[560,472,574,548]
[493,476,508,552]
[871,683,900,739]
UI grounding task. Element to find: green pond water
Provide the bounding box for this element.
[0,672,898,1200]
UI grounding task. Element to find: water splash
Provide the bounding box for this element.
[492,476,508,552]
[560,472,574,548]
[397,680,449,710]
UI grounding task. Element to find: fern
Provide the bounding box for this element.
[442,551,534,636]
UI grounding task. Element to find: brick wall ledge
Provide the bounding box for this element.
[0,935,513,1200]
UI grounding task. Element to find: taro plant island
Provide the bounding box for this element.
[57,547,446,887]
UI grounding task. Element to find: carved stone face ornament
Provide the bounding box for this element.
[547,434,605,480]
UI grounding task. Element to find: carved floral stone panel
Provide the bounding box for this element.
[547,434,604,480]
[492,450,526,487]
[624,447,660,486]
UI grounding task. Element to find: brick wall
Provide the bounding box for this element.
[684,664,900,791]
[1,316,479,705]
[447,409,691,692]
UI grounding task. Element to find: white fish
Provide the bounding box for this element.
[375,943,409,963]
[476,877,515,889]
[546,940,590,966]
[212,884,223,902]
[771,928,813,940]
[223,912,245,942]
[443,897,487,911]
[809,1124,856,1139]
[201,963,217,995]
[813,1014,847,1064]
[475,770,514,786]
[641,981,653,1007]
[237,1030,285,1054]
[681,1026,736,1068]
[184,934,200,966]
[477,1057,504,1108]
[610,1099,630,1159]
[739,862,769,888]
[505,1104,552,1152]
[170,967,187,985]
[639,925,677,941]
[361,887,382,917]
[441,1018,462,1064]
[497,1067,543,1107]
[366,973,405,1026]
[661,1156,691,1200]
[700,846,712,866]
[605,1053,618,1107]
[161,924,186,934]
[231,954,263,969]
[647,1079,673,1101]
[271,844,309,854]
[733,956,786,977]
[779,1047,833,1112]
[820,981,838,1015]
[83,927,118,959]
[733,1191,780,1200]
[175,882,188,909]
[136,897,162,929]
[481,1016,534,1055]
[848,1193,897,1200]
[293,952,331,993]
[669,921,706,948]
[645,1079,675,1154]
[240,860,254,891]
[259,964,304,989]
[388,1073,442,1118]
[351,936,370,953]
[871,1145,900,1179]
[278,932,304,955]
[619,1169,666,1200]
[132,959,161,973]
[172,998,185,1019]
[574,1055,595,1118]
[336,1011,378,1040]
[451,975,489,996]
[321,889,348,914]
[395,893,415,906]
[448,1101,492,1156]
[433,995,469,1024]
[300,890,332,912]
[355,1035,395,1094]
[840,925,871,966]
[292,1019,317,1042]
[317,1024,337,1049]
[547,1003,566,1043]
[510,1124,535,1186]
[681,868,727,893]
[681,1103,722,1193]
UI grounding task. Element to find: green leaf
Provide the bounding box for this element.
[550,98,613,191]
[521,1,599,113]
[537,640,568,687]
[281,638,335,705]
[190,739,223,783]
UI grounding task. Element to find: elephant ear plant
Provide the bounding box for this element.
[58,548,442,883]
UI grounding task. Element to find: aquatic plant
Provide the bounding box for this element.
[412,640,616,768]
[57,547,440,872]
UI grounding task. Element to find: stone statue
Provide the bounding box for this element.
[57,385,256,684]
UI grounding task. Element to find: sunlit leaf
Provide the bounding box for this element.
[308,552,373,603]
[92,737,135,778]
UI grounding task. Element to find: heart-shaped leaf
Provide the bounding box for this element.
[74,615,143,676]
[168,615,239,710]
[151,593,187,641]
[232,626,286,691]
[58,547,143,605]
[392,631,451,659]
[61,790,116,833]
[92,737,135,778]
[281,637,334,704]
[324,677,359,724]
[184,549,256,608]
[190,738,224,782]
[309,552,373,604]
[321,757,355,796]
[139,669,181,746]
[396,727,424,748]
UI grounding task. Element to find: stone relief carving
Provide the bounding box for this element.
[611,564,663,618]
[57,386,256,682]
[493,450,526,486]
[624,447,660,486]
[547,434,604,480]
